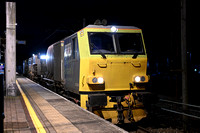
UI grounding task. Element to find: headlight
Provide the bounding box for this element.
[97,77,104,84]
[133,75,148,83]
[92,77,98,83]
[141,76,145,81]
[135,76,141,82]
[88,76,104,84]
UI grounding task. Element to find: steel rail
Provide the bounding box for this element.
[137,126,150,133]
[161,108,200,119]
[159,99,200,109]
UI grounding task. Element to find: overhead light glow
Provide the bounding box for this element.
[111,26,118,32]
[40,55,49,60]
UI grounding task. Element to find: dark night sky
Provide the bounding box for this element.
[0,0,198,67]
[1,0,200,104]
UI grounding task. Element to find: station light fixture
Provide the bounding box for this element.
[40,55,49,60]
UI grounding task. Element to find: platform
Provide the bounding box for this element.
[4,77,127,133]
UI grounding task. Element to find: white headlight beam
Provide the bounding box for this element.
[97,77,104,84]
[135,76,141,82]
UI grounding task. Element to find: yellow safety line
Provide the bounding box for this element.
[16,80,46,133]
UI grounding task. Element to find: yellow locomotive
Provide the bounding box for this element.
[64,25,149,123]
[26,25,149,124]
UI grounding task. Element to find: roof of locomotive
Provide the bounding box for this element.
[84,25,140,30]
[47,25,141,49]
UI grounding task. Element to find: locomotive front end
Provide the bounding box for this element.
[78,25,149,123]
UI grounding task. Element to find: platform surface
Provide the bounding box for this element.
[4,77,127,133]
[4,96,34,133]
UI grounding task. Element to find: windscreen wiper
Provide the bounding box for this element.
[90,43,107,59]
[132,53,138,59]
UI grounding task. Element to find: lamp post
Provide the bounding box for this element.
[6,2,16,96]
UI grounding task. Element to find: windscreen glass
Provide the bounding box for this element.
[117,33,144,54]
[89,32,115,54]
[88,32,144,54]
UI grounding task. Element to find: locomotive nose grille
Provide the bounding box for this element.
[92,61,141,91]
[89,57,147,91]
[105,63,133,89]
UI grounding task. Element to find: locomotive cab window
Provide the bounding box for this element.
[88,32,145,55]
[88,32,115,54]
[72,37,79,59]
[64,35,79,60]
[117,33,144,54]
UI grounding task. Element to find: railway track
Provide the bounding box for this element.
[136,126,150,133]
[158,98,200,119]
[150,98,200,132]
[119,97,200,132]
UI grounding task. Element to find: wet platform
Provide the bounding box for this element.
[4,77,127,133]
